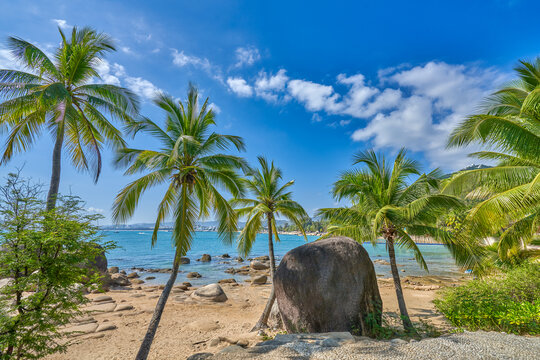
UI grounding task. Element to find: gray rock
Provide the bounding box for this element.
[190,283,228,302]
[321,338,340,347]
[251,275,267,285]
[250,260,269,270]
[145,276,156,280]
[108,266,119,274]
[274,236,382,335]
[89,244,108,274]
[218,278,237,284]
[92,295,113,303]
[96,323,117,332]
[391,338,408,344]
[180,257,190,264]
[110,273,130,286]
[198,254,212,262]
[187,272,202,278]
[218,345,245,354]
[130,279,145,284]
[126,272,139,279]
[186,353,213,360]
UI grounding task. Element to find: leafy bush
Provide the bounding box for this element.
[0,172,114,359]
[434,263,540,335]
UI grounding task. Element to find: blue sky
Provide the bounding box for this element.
[1,0,539,224]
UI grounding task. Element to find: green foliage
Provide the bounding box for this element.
[113,85,247,261]
[318,149,463,271]
[445,58,540,271]
[232,156,308,257]
[363,312,442,340]
[434,262,540,335]
[0,172,113,359]
[278,218,327,233]
[0,27,139,181]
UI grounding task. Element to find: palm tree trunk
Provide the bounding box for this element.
[46,123,65,211]
[387,238,415,332]
[135,255,180,360]
[251,213,277,331]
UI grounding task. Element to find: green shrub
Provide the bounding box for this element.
[0,173,114,359]
[434,263,540,335]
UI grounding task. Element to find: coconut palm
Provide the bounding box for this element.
[318,149,462,331]
[0,27,139,210]
[445,58,540,269]
[112,86,247,360]
[232,156,308,330]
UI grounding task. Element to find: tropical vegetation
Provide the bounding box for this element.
[0,26,139,210]
[232,156,308,330]
[112,85,247,360]
[0,172,112,359]
[434,262,540,335]
[444,58,540,272]
[318,149,463,331]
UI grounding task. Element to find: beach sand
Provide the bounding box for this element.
[45,276,460,360]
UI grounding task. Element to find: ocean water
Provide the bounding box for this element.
[103,230,462,286]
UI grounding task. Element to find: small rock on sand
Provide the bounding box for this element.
[92,295,113,303]
[218,278,237,284]
[115,304,134,312]
[96,323,117,332]
[251,275,267,285]
[190,283,228,302]
[250,261,269,270]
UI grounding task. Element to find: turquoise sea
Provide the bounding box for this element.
[103,230,462,286]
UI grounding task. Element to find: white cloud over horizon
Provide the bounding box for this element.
[226,61,509,170]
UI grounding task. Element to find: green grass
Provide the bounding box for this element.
[434,262,540,335]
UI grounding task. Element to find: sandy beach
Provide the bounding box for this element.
[45,276,459,360]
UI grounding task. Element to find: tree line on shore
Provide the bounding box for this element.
[0,26,538,359]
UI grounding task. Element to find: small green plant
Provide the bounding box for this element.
[434,262,540,335]
[364,312,441,340]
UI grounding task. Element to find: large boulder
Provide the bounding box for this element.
[274,236,382,335]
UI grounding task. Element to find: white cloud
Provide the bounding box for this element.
[171,49,223,82]
[254,69,289,102]
[234,46,261,67]
[87,207,104,214]
[125,77,162,100]
[94,59,162,100]
[225,60,505,169]
[52,19,71,29]
[209,102,221,114]
[120,46,134,55]
[347,62,505,168]
[227,77,253,97]
[287,79,341,112]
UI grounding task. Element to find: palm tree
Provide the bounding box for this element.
[112,86,247,360]
[0,27,139,210]
[445,58,540,270]
[232,156,308,330]
[318,149,462,331]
